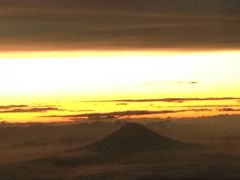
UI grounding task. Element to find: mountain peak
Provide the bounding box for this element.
[83,123,190,155]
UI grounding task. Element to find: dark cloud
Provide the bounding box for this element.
[40,108,212,120]
[187,108,212,112]
[0,0,239,51]
[116,103,128,106]
[218,108,240,112]
[40,110,173,120]
[0,105,28,109]
[85,97,240,103]
[189,105,240,108]
[189,81,198,84]
[0,105,62,113]
[160,105,240,108]
[68,109,95,112]
[142,81,198,85]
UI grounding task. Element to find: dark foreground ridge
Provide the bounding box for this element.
[81,123,191,155]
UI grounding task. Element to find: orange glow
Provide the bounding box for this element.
[0,50,240,122]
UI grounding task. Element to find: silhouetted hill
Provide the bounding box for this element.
[81,123,191,155]
[32,123,193,167]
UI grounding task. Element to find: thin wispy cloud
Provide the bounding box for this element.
[83,97,240,103]
[142,81,198,85]
[0,108,59,113]
[156,105,240,108]
[116,103,128,106]
[0,105,62,113]
[68,109,95,112]
[0,105,28,110]
[40,108,212,120]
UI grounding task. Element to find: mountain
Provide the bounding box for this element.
[31,123,192,167]
[81,123,191,155]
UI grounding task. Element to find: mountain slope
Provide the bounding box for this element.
[81,123,191,155]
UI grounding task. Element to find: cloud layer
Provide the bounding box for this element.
[0,0,240,50]
[41,108,212,120]
[0,105,61,113]
[84,97,240,103]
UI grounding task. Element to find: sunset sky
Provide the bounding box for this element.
[0,0,240,122]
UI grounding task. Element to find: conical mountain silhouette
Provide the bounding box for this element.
[82,123,190,155]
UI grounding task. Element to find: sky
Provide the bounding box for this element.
[0,0,240,122]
